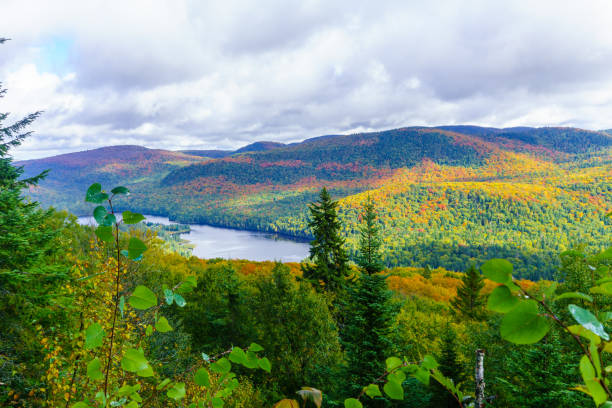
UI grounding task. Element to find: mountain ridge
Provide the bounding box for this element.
[18,125,612,279]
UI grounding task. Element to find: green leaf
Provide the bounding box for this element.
[412,367,430,385]
[95,225,114,242]
[100,213,116,227]
[555,292,593,303]
[155,316,173,333]
[123,210,145,225]
[500,299,550,344]
[156,378,172,390]
[86,358,103,380]
[145,325,153,336]
[568,325,602,345]
[585,378,607,406]
[167,382,186,401]
[488,285,519,313]
[580,354,596,382]
[210,357,231,374]
[111,186,129,195]
[344,398,363,408]
[388,370,406,384]
[127,237,147,260]
[383,379,404,400]
[258,357,271,373]
[364,384,382,398]
[590,282,612,296]
[118,384,141,396]
[121,348,153,377]
[128,285,157,310]
[119,296,125,319]
[164,288,174,305]
[385,356,403,371]
[481,259,513,285]
[249,342,264,352]
[212,397,224,408]
[229,347,246,364]
[600,312,612,322]
[174,293,186,307]
[194,367,210,387]
[569,304,609,340]
[93,206,107,224]
[421,355,439,370]
[85,323,105,350]
[71,402,91,408]
[85,183,109,203]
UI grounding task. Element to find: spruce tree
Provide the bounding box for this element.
[429,323,464,408]
[301,187,350,292]
[450,264,486,321]
[342,198,395,400]
[0,37,60,399]
[356,195,384,275]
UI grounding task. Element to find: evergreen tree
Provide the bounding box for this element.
[356,195,384,275]
[0,37,65,401]
[301,187,350,292]
[342,198,395,401]
[429,324,464,408]
[450,264,486,321]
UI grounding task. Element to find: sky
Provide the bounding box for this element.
[2,1,612,160]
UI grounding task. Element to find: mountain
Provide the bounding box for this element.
[179,141,285,159]
[18,126,612,279]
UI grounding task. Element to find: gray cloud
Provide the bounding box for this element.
[1,0,612,160]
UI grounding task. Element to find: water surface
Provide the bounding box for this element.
[78,215,310,262]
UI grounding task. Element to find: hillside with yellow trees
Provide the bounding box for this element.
[20,126,611,279]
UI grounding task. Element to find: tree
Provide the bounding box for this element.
[356,196,384,275]
[0,37,67,403]
[301,187,350,292]
[249,263,342,400]
[341,198,396,400]
[450,264,486,321]
[429,324,464,408]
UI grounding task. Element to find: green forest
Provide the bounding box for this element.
[20,124,611,281]
[2,38,612,408]
[3,109,612,406]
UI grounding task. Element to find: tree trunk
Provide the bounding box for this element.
[475,349,485,408]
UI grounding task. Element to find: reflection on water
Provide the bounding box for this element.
[78,215,310,263]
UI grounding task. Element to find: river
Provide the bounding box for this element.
[78,215,310,263]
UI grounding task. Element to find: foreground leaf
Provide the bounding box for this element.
[481,259,513,285]
[569,304,609,341]
[344,398,363,408]
[488,285,519,313]
[85,183,108,203]
[127,237,147,260]
[167,382,186,400]
[86,358,103,380]
[123,210,145,225]
[500,299,550,344]
[129,285,157,310]
[85,323,105,350]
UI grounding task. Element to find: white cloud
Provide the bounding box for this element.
[1,0,612,160]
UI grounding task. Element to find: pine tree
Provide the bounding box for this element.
[0,37,61,399]
[450,264,486,321]
[342,198,395,400]
[356,196,383,275]
[301,187,350,292]
[429,324,464,408]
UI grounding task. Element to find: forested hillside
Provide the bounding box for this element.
[19,126,612,279]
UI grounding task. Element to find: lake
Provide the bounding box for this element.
[78,215,310,262]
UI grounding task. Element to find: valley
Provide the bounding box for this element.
[19,125,612,279]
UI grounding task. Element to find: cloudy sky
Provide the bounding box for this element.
[2,0,612,160]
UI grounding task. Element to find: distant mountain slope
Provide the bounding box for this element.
[18,126,612,279]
